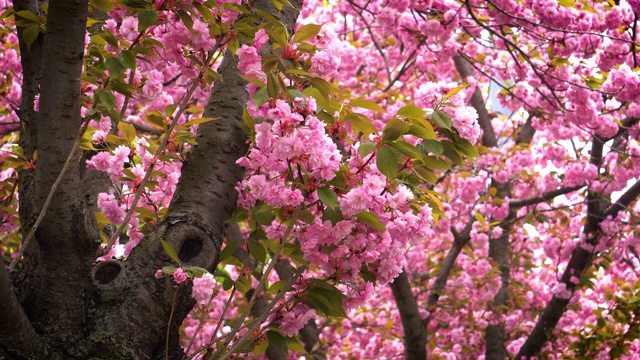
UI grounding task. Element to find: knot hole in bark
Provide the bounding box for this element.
[163,217,221,269]
[178,237,203,263]
[93,260,124,285]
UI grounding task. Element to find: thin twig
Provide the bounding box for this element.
[9,119,90,271]
[212,210,300,360]
[103,53,214,254]
[166,284,180,360]
[183,287,219,355]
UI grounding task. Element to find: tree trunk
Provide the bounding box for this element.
[0,0,303,358]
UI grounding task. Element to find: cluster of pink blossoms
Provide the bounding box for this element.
[230,37,435,336]
[415,81,481,143]
[87,135,181,257]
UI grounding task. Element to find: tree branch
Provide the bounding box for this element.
[13,0,44,232]
[0,264,45,359]
[274,258,325,357]
[390,270,427,360]
[18,0,101,345]
[515,136,625,358]
[453,54,497,148]
[424,222,473,325]
[509,185,586,208]
[229,225,288,360]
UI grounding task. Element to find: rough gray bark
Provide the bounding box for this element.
[0,263,45,358]
[1,0,304,358]
[13,0,42,231]
[21,1,100,351]
[390,271,427,360]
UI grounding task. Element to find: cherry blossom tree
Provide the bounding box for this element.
[2,0,640,359]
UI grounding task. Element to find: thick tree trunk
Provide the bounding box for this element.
[1,0,304,358]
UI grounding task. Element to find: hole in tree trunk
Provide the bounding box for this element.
[94,262,122,285]
[179,237,203,263]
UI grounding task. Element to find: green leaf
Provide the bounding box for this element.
[286,69,312,77]
[309,77,335,99]
[118,0,149,9]
[268,280,288,294]
[442,83,469,102]
[253,8,285,28]
[397,104,427,119]
[376,146,398,179]
[162,265,178,274]
[267,330,289,351]
[293,23,323,43]
[110,80,136,97]
[0,8,14,21]
[117,121,136,143]
[15,9,38,22]
[105,57,125,78]
[348,99,387,113]
[161,240,181,265]
[102,30,119,48]
[223,2,249,13]
[304,87,338,113]
[298,209,315,224]
[265,27,288,48]
[253,338,269,356]
[344,113,378,138]
[305,279,347,318]
[286,335,307,353]
[222,277,234,290]
[389,141,422,159]
[355,211,386,232]
[94,211,112,229]
[91,0,114,11]
[421,140,444,157]
[442,142,463,166]
[97,90,117,111]
[21,23,40,51]
[241,75,266,88]
[182,117,218,127]
[358,142,376,158]
[421,156,451,170]
[176,10,193,30]
[138,8,158,32]
[322,205,343,226]
[430,110,452,130]
[145,110,166,129]
[267,71,281,99]
[455,139,479,157]
[317,187,338,210]
[118,50,136,69]
[407,124,437,140]
[413,163,438,184]
[253,87,270,108]
[219,240,238,262]
[252,205,274,225]
[247,239,267,263]
[382,117,410,141]
[235,275,251,294]
[184,266,208,278]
